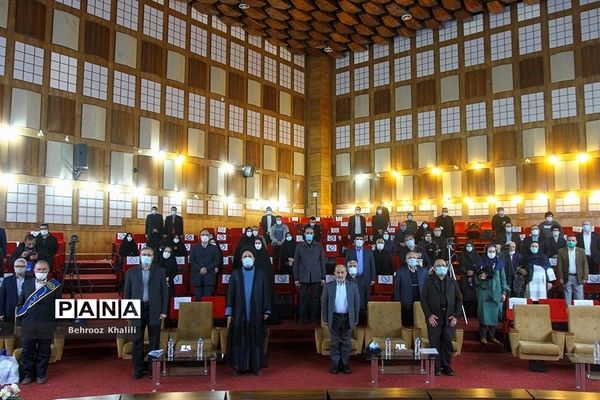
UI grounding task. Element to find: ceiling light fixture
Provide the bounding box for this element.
[324,47,333,53]
[238,2,250,10]
[401,13,413,21]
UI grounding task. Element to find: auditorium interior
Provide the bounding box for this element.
[1,0,600,398]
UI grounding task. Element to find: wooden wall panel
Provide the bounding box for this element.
[493,131,516,162]
[111,110,135,146]
[207,132,227,161]
[85,146,106,182]
[278,148,292,174]
[84,21,110,60]
[47,96,76,135]
[263,85,278,112]
[440,138,462,166]
[292,95,305,121]
[523,163,547,193]
[188,59,207,90]
[227,175,244,197]
[335,97,351,122]
[183,163,206,193]
[394,144,414,171]
[262,174,277,199]
[141,41,164,77]
[520,57,544,89]
[373,88,391,115]
[335,181,352,204]
[136,155,160,188]
[552,123,579,154]
[228,72,246,102]
[416,80,436,107]
[464,70,486,99]
[7,137,39,176]
[354,149,371,173]
[587,159,600,189]
[162,122,185,153]
[582,43,600,78]
[374,177,394,202]
[418,173,439,199]
[245,140,262,168]
[293,180,304,204]
[15,0,46,41]
[466,169,490,196]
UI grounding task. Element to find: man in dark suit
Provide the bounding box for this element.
[556,235,589,305]
[435,207,455,239]
[260,206,275,244]
[344,236,375,323]
[491,207,511,236]
[420,259,462,377]
[348,207,366,241]
[502,242,526,298]
[145,206,163,250]
[371,206,389,241]
[124,247,168,380]
[304,216,322,243]
[0,225,7,270]
[321,264,360,374]
[544,225,567,258]
[0,258,31,339]
[189,229,221,300]
[394,252,428,327]
[164,206,183,237]
[576,220,600,274]
[16,260,62,384]
[11,234,39,274]
[36,223,58,272]
[494,222,522,249]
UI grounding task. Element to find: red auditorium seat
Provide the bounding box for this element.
[538,298,568,323]
[201,296,226,320]
[133,233,146,244]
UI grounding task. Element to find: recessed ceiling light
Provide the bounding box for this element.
[324,47,333,53]
[401,13,412,21]
[239,2,250,10]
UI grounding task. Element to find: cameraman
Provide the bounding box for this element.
[11,234,39,275]
[475,243,509,345]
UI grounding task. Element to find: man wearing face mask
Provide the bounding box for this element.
[145,206,164,250]
[293,227,326,324]
[502,242,526,299]
[392,222,409,252]
[11,234,39,275]
[420,259,462,376]
[475,244,508,345]
[269,215,289,270]
[321,264,360,374]
[164,207,184,237]
[35,224,58,272]
[190,229,221,301]
[372,206,389,241]
[494,222,521,249]
[538,211,561,240]
[124,247,168,380]
[0,258,32,346]
[344,236,375,324]
[304,216,322,243]
[373,238,393,276]
[260,207,275,245]
[348,207,366,241]
[543,225,566,258]
[398,234,431,269]
[394,252,428,327]
[435,207,455,239]
[16,260,62,384]
[556,235,589,305]
[576,220,600,274]
[521,225,546,257]
[404,213,418,235]
[491,207,511,236]
[226,248,271,376]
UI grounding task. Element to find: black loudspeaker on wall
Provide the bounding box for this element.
[73,143,89,170]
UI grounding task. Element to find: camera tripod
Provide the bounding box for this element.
[446,242,468,325]
[65,241,83,299]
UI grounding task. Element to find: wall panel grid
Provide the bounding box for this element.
[331,2,600,217]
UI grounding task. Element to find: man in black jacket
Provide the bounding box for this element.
[576,220,600,274]
[435,207,455,239]
[348,207,366,241]
[189,229,221,300]
[124,247,168,379]
[420,259,462,377]
[0,258,31,339]
[145,206,163,250]
[164,207,184,237]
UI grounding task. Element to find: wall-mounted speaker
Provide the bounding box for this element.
[73,143,89,170]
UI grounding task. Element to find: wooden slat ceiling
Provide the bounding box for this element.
[186,0,536,57]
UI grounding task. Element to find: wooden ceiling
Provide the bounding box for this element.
[187,0,528,57]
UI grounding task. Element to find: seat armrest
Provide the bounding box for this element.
[401,327,413,347]
[168,329,178,343]
[454,328,464,356]
[116,336,125,358]
[159,328,170,350]
[552,331,565,358]
[220,327,228,355]
[211,327,220,348]
[508,329,520,357]
[53,334,65,361]
[564,332,575,354]
[315,327,323,354]
[354,327,365,354]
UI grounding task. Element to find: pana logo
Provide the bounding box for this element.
[55,299,141,319]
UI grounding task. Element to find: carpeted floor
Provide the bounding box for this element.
[19,341,600,400]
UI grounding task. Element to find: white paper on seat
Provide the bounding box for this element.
[274,274,290,284]
[509,297,527,309]
[222,274,230,284]
[588,274,600,283]
[174,297,192,310]
[176,256,185,265]
[420,348,439,355]
[573,300,594,306]
[378,275,394,284]
[547,268,557,281]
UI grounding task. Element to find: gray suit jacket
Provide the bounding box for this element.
[124,265,169,327]
[321,279,360,328]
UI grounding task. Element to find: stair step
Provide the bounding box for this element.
[68,267,114,274]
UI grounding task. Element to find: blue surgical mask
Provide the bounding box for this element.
[242,257,254,268]
[407,258,418,267]
[406,239,415,247]
[435,266,447,277]
[141,255,153,267]
[530,247,539,254]
[305,233,314,242]
[383,234,389,240]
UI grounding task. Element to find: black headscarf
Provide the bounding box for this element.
[119,232,139,257]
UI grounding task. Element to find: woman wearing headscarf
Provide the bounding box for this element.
[373,238,394,275]
[157,245,178,299]
[524,241,554,301]
[475,243,509,344]
[414,221,432,243]
[254,238,278,324]
[234,227,256,269]
[418,231,440,266]
[118,233,139,267]
[279,232,297,274]
[459,241,478,317]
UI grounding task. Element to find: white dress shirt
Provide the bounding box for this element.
[16,276,25,297]
[334,281,348,314]
[35,280,47,291]
[354,216,361,234]
[568,248,577,275]
[583,233,592,256]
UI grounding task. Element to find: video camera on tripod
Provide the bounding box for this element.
[65,234,82,298]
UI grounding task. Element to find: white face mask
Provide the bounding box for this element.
[355,211,361,215]
[246,231,253,237]
[35,272,48,281]
[201,235,209,244]
[266,211,272,215]
[127,236,133,242]
[442,212,448,217]
[14,267,26,276]
[552,231,560,238]
[407,216,413,221]
[505,227,512,233]
[355,240,364,248]
[276,220,282,225]
[171,211,177,216]
[255,243,262,251]
[286,236,293,242]
[40,229,48,236]
[422,224,428,229]
[531,229,539,236]
[163,252,171,259]
[546,216,553,222]
[377,210,382,215]
[466,245,473,252]
[252,231,259,237]
[151,209,157,215]
[348,266,358,277]
[434,231,442,237]
[487,251,496,259]
[376,243,384,251]
[173,237,179,243]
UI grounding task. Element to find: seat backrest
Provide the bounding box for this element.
[178,302,213,339]
[513,304,552,342]
[413,301,429,341]
[568,305,600,344]
[367,302,403,337]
